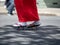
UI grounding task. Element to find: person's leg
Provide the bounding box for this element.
[6,1,10,9]
[4,0,9,8]
[13,0,27,27]
[5,0,9,5]
[15,0,39,22]
[7,0,14,15]
[14,0,40,27]
[23,0,40,27]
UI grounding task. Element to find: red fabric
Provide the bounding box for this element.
[14,0,39,22]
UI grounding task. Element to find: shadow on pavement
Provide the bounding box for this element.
[0,25,60,45]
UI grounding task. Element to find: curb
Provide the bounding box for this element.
[38,8,60,16]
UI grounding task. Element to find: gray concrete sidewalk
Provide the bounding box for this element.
[0,6,60,16]
[0,1,60,16]
[38,8,60,16]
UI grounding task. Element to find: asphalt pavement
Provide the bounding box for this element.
[0,1,60,45]
[0,15,60,45]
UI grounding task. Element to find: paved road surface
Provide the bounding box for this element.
[0,15,60,45]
